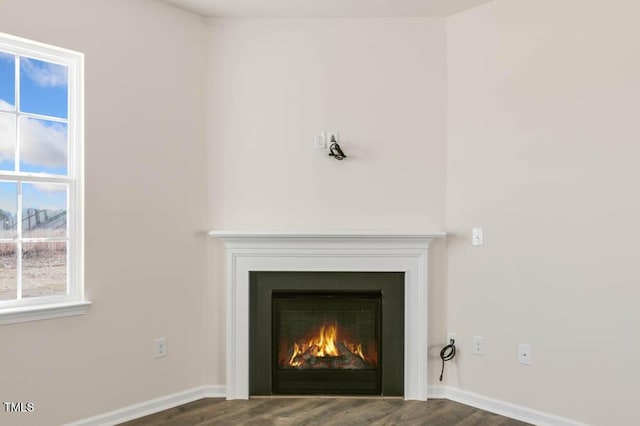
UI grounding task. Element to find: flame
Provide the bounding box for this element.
[345,342,365,361]
[287,322,370,368]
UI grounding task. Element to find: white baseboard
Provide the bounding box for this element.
[65,385,226,426]
[428,385,587,426]
[68,384,584,426]
[426,384,448,399]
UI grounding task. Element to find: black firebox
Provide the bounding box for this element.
[249,272,404,396]
[273,291,380,394]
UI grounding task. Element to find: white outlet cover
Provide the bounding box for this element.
[448,332,457,345]
[472,336,485,355]
[314,132,327,149]
[518,343,533,365]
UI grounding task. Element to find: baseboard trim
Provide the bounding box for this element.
[426,384,448,399]
[428,385,587,426]
[65,385,226,426]
[68,384,584,426]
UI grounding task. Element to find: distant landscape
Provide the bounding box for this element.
[0,208,67,301]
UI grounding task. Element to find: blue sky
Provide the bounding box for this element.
[0,53,68,175]
[0,51,69,221]
[0,181,67,218]
[20,57,68,119]
[0,181,16,217]
[23,182,67,212]
[0,52,15,107]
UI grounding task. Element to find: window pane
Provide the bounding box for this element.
[22,242,67,298]
[0,181,17,238]
[0,52,15,111]
[0,112,16,171]
[19,57,68,119]
[19,117,67,175]
[0,243,17,301]
[22,182,67,238]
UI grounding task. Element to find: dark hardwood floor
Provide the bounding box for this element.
[120,397,531,426]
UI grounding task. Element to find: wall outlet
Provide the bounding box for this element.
[448,332,457,345]
[472,336,485,355]
[314,132,327,149]
[155,337,168,358]
[472,227,484,246]
[518,343,533,365]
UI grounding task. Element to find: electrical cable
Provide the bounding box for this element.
[439,339,456,382]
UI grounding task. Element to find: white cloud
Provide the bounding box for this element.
[0,112,16,163]
[32,182,66,193]
[21,58,68,88]
[20,118,67,170]
[0,99,14,110]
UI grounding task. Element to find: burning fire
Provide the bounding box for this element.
[287,322,369,368]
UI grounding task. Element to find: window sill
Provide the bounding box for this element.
[0,301,92,326]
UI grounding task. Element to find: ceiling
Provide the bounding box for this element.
[163,0,495,18]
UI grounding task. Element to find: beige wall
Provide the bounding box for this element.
[5,0,635,423]
[206,17,447,231]
[205,16,449,383]
[447,1,640,424]
[0,1,209,425]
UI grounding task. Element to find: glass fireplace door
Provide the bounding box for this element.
[272,292,381,395]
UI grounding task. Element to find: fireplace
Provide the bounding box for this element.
[210,231,445,400]
[249,271,404,396]
[274,292,380,394]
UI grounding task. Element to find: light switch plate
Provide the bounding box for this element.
[472,227,483,246]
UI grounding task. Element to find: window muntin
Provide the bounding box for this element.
[0,33,83,311]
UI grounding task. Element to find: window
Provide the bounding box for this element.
[0,33,87,324]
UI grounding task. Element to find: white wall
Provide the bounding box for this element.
[205,16,449,383]
[447,1,640,424]
[0,1,209,425]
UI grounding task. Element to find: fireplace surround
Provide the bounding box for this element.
[210,231,445,401]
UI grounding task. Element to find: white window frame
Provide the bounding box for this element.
[0,33,89,325]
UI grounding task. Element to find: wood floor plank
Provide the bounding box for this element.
[122,399,225,426]
[119,397,533,426]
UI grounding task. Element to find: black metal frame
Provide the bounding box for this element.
[249,271,404,397]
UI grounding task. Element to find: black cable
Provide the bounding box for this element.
[439,340,456,382]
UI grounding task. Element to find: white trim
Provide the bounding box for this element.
[66,384,585,426]
[65,385,226,426]
[211,230,445,401]
[0,300,91,325]
[0,31,83,65]
[426,384,448,399]
[209,230,447,240]
[0,32,86,313]
[428,385,587,426]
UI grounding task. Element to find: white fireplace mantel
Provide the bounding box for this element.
[209,230,446,401]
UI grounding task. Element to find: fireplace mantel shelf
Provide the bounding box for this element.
[209,230,446,244]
